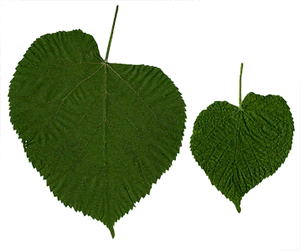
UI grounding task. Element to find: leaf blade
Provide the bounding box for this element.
[9,29,186,237]
[190,92,294,212]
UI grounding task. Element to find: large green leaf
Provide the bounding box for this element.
[190,64,294,212]
[9,28,186,237]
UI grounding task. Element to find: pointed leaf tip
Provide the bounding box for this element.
[235,203,241,213]
[109,226,115,238]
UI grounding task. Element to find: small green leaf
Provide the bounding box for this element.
[190,64,294,212]
[9,7,186,237]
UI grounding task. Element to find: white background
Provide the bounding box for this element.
[0,1,299,251]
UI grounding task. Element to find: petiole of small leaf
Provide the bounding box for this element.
[239,62,243,109]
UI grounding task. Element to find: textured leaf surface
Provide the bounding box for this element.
[190,92,294,212]
[9,29,186,237]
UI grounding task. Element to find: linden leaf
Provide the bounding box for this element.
[9,6,186,237]
[190,63,294,212]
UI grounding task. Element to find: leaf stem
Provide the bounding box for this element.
[105,5,119,62]
[239,63,243,109]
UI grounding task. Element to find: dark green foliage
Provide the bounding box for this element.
[190,92,294,212]
[9,29,186,237]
